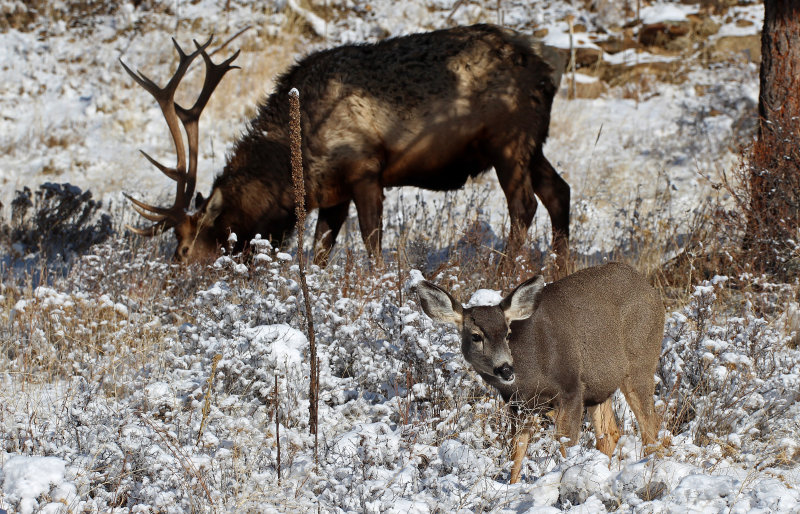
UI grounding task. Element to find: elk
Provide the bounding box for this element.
[121,25,569,266]
[416,262,664,483]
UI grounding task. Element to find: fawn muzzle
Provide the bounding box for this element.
[494,363,515,383]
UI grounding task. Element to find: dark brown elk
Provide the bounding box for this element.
[416,262,664,483]
[121,25,570,266]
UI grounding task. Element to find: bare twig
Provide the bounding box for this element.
[567,15,576,100]
[196,354,221,444]
[275,373,281,485]
[445,0,466,24]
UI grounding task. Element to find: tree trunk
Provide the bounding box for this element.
[748,1,800,275]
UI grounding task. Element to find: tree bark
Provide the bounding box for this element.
[748,0,800,275]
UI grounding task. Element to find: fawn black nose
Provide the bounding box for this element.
[494,363,515,382]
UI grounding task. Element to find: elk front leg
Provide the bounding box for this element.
[313,201,350,267]
[351,180,384,264]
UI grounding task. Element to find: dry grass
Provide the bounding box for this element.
[203,30,303,130]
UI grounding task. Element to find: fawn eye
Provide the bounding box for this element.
[471,333,482,343]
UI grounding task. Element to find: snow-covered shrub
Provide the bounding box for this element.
[659,275,798,461]
[0,183,112,270]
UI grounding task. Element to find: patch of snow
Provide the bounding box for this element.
[542,28,602,51]
[565,72,599,84]
[1,455,71,514]
[243,324,307,369]
[466,288,503,307]
[640,4,689,25]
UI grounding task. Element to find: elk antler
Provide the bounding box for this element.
[120,36,240,236]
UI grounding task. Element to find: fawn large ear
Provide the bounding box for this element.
[500,276,544,322]
[416,281,463,325]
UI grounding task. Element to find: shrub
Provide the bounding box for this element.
[0,182,112,273]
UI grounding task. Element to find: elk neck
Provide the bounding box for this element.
[211,129,299,247]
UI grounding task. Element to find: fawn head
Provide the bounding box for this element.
[417,276,545,385]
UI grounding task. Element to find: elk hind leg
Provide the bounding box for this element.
[313,201,350,267]
[588,398,620,457]
[530,150,570,276]
[351,179,384,264]
[494,155,537,261]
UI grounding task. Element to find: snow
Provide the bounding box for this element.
[438,439,492,472]
[466,288,503,307]
[716,5,764,38]
[542,29,602,52]
[640,4,689,25]
[564,72,599,85]
[0,455,72,514]
[558,452,613,505]
[243,323,307,369]
[602,48,680,66]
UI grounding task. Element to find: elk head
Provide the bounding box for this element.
[120,36,239,262]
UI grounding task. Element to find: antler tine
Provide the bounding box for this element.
[172,35,213,63]
[173,42,241,211]
[184,44,240,118]
[122,35,238,237]
[118,59,163,98]
[165,36,213,97]
[130,204,169,223]
[139,150,182,182]
[123,192,176,216]
[125,222,171,237]
[124,195,180,234]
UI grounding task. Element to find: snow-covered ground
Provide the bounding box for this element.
[3,1,799,512]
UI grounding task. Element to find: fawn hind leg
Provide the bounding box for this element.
[622,378,660,454]
[588,397,621,457]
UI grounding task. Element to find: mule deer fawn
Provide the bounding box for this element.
[416,262,664,483]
